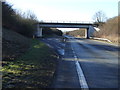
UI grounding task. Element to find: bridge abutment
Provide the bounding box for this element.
[86,28,90,39]
[37,24,42,37]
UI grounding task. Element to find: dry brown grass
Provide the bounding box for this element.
[94,16,119,44]
[67,28,86,38]
[100,35,119,44]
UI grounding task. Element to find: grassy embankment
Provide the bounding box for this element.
[2,2,60,88]
[2,28,58,88]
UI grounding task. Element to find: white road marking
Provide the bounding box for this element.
[71,45,89,89]
[76,61,89,89]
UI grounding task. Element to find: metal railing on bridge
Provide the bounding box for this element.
[40,20,94,24]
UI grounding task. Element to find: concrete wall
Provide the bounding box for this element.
[88,26,100,37]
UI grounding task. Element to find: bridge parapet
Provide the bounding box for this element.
[40,20,95,24]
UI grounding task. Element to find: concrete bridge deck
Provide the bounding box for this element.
[39,22,98,28]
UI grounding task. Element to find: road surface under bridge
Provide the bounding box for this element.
[36,21,99,39]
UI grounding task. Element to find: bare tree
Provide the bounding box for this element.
[93,10,107,23]
[15,10,38,20]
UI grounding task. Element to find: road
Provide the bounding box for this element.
[40,36,119,88]
[69,38,118,88]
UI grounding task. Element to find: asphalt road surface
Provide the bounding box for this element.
[69,38,118,88]
[40,37,119,88]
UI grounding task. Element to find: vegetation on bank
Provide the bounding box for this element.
[2,2,38,37]
[94,16,119,44]
[2,1,60,88]
[2,29,58,88]
[2,28,31,60]
[2,2,63,37]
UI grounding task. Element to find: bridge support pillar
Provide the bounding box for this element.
[37,24,42,37]
[85,28,90,39]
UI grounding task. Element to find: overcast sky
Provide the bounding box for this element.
[6,0,119,31]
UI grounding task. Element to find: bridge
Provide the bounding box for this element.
[36,21,99,39]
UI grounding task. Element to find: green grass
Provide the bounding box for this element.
[2,39,58,88]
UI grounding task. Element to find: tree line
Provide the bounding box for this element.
[2,2,63,37]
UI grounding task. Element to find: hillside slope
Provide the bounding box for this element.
[2,28,58,88]
[94,16,119,44]
[2,28,31,60]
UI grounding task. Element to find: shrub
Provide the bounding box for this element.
[94,16,119,43]
[2,2,38,37]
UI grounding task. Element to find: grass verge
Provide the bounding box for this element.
[2,39,58,88]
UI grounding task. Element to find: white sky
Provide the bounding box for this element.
[6,0,119,31]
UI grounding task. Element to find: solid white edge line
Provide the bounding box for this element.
[76,61,89,89]
[71,39,89,89]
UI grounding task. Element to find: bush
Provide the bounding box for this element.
[94,16,119,43]
[2,2,63,37]
[2,2,16,29]
[2,2,38,37]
